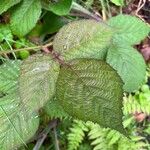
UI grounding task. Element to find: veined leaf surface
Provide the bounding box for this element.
[19,54,60,111]
[0,60,21,94]
[0,61,39,150]
[107,15,150,45]
[42,0,72,16]
[56,59,125,134]
[0,93,39,150]
[106,45,146,92]
[0,0,21,15]
[53,20,113,61]
[10,0,42,37]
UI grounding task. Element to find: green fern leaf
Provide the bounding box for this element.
[19,54,60,112]
[86,121,147,150]
[53,20,113,61]
[86,122,111,150]
[117,136,148,150]
[68,120,88,150]
[123,94,150,115]
[56,59,125,134]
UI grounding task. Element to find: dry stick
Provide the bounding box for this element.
[135,0,146,20]
[33,119,58,150]
[52,126,60,150]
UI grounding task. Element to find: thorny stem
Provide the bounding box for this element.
[42,46,65,65]
[0,41,65,65]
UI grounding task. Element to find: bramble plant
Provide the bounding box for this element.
[0,0,150,149]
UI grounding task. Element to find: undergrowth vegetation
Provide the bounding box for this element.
[0,0,150,149]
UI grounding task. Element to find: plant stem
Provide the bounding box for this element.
[5,39,17,59]
[53,126,60,150]
[0,42,52,55]
[99,0,107,20]
[106,0,112,18]
[71,2,101,21]
[33,119,58,150]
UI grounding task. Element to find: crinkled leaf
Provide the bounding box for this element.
[0,93,39,150]
[42,0,72,16]
[107,15,150,45]
[106,45,146,92]
[56,59,125,134]
[0,0,21,15]
[0,60,21,94]
[10,0,42,37]
[19,54,60,111]
[0,61,39,150]
[110,0,124,6]
[53,20,113,61]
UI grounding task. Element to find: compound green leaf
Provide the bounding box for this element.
[0,93,39,150]
[106,45,146,92]
[107,15,150,45]
[53,20,113,61]
[110,0,124,6]
[19,54,60,111]
[0,0,21,15]
[56,59,125,134]
[0,60,21,94]
[10,0,42,37]
[42,0,72,16]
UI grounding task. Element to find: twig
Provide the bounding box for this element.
[135,0,146,19]
[71,2,102,21]
[33,119,58,150]
[0,43,52,55]
[99,0,107,20]
[52,126,60,150]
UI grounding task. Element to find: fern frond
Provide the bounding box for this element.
[117,136,148,150]
[67,120,89,150]
[123,94,150,115]
[86,121,148,150]
[86,121,113,150]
